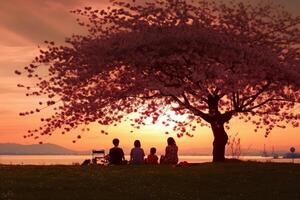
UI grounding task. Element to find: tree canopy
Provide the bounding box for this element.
[17,0,300,160]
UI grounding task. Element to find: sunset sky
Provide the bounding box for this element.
[0,0,299,155]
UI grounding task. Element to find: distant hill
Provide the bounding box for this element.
[0,143,89,155]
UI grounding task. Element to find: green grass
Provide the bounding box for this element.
[1,161,300,200]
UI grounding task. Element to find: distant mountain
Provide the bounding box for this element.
[0,143,89,155]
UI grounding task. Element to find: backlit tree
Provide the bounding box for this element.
[17,0,300,162]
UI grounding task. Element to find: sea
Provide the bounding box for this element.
[0,155,299,165]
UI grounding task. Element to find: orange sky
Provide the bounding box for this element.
[0,0,299,155]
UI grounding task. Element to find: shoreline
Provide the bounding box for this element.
[1,155,299,165]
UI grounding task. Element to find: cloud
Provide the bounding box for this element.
[0,109,13,115]
[0,0,110,46]
[0,45,38,63]
[0,0,78,45]
[0,27,32,46]
[0,0,298,47]
[0,85,22,95]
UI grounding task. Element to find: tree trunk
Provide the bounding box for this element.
[206,94,231,162]
[211,122,228,162]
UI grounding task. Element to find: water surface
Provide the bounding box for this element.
[0,155,299,165]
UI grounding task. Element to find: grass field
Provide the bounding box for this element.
[1,161,300,200]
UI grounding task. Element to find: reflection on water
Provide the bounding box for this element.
[0,155,299,165]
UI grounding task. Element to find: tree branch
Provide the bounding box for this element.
[239,81,271,110]
[240,98,273,112]
[170,94,211,123]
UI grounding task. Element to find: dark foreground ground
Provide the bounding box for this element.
[0,161,300,200]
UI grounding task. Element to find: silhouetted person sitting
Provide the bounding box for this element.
[160,137,178,164]
[109,138,125,165]
[130,140,145,164]
[145,147,158,164]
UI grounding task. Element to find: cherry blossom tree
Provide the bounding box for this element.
[17,0,300,162]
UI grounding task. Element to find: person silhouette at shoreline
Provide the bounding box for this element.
[130,140,145,165]
[146,147,159,164]
[109,138,125,165]
[160,137,178,164]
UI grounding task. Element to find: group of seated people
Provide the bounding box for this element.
[108,137,178,165]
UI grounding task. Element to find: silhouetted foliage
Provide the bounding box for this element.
[17,0,300,161]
